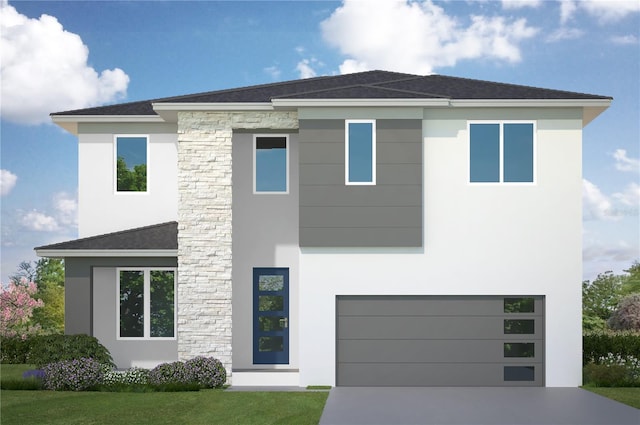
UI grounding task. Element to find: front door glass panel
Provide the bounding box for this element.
[253,268,289,364]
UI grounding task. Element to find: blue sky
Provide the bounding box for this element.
[1,0,639,283]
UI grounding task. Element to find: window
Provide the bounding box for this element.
[117,268,176,339]
[469,122,535,183]
[346,120,376,185]
[254,135,288,193]
[115,136,148,192]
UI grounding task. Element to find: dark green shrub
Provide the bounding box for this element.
[608,294,640,331]
[28,334,114,368]
[0,337,32,363]
[583,331,640,364]
[42,357,104,391]
[583,363,631,387]
[0,379,44,390]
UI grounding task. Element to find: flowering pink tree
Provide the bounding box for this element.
[1,278,44,338]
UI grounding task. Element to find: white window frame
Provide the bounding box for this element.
[253,134,290,194]
[116,267,177,340]
[114,134,150,194]
[345,119,376,186]
[467,121,537,185]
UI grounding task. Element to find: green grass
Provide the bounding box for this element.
[583,387,640,409]
[1,390,328,425]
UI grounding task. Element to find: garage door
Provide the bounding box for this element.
[336,295,544,386]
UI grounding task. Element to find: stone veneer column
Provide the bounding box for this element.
[177,111,298,382]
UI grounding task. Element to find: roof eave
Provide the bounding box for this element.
[50,115,165,135]
[35,248,178,258]
[450,98,612,126]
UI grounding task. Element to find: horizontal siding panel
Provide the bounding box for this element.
[300,227,421,247]
[300,185,421,207]
[299,142,343,164]
[377,142,422,164]
[300,206,421,228]
[300,164,422,186]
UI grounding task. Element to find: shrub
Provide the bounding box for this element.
[598,353,640,383]
[148,361,191,386]
[0,336,32,363]
[184,356,226,388]
[103,367,149,386]
[583,363,630,387]
[608,294,640,331]
[42,357,105,391]
[583,331,640,364]
[28,334,114,368]
[0,379,44,390]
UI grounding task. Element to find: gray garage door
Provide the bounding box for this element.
[336,295,544,386]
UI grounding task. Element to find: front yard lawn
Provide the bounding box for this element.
[583,387,640,409]
[1,389,328,425]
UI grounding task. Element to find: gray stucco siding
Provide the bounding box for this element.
[63,257,178,360]
[299,118,423,247]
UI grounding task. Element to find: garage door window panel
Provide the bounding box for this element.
[504,366,535,381]
[504,319,535,334]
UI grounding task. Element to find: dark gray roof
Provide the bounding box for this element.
[35,222,177,251]
[51,70,611,116]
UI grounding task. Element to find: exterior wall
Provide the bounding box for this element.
[299,119,422,247]
[298,107,583,387]
[93,267,178,369]
[63,257,178,368]
[231,132,300,371]
[177,111,298,381]
[77,123,178,237]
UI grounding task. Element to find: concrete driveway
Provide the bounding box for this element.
[319,387,639,425]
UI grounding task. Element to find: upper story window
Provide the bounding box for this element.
[254,135,289,194]
[346,120,376,185]
[469,122,535,183]
[115,135,148,192]
[117,268,176,340]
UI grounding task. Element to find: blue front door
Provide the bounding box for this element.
[253,268,289,364]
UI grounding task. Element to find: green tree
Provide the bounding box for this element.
[10,259,65,334]
[117,156,147,191]
[582,271,625,331]
[621,260,640,295]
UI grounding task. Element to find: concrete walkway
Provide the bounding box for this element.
[319,387,639,425]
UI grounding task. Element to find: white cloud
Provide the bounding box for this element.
[263,66,281,80]
[612,149,640,173]
[613,182,640,209]
[560,0,640,24]
[583,240,638,262]
[583,179,619,221]
[0,169,17,196]
[53,191,78,227]
[320,0,538,75]
[21,210,60,232]
[502,0,542,9]
[296,59,318,79]
[610,34,639,44]
[0,2,130,125]
[546,27,584,42]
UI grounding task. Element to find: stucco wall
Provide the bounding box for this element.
[231,132,300,370]
[298,107,583,387]
[77,123,178,237]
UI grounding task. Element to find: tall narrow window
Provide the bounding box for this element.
[254,135,288,193]
[116,136,148,192]
[118,268,176,339]
[469,122,535,183]
[346,120,376,185]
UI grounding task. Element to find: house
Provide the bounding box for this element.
[36,71,612,387]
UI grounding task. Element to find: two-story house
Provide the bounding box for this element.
[36,71,611,387]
